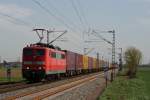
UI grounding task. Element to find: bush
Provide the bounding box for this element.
[124,47,142,78]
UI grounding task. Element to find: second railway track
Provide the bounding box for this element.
[0,72,104,100]
[0,71,103,94]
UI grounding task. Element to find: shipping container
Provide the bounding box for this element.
[109,63,112,69]
[83,55,88,69]
[96,59,99,70]
[75,53,83,73]
[93,58,97,69]
[88,57,93,70]
[65,50,76,71]
[99,60,102,70]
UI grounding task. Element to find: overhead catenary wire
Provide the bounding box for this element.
[92,30,112,45]
[69,0,95,54]
[0,15,19,25]
[76,0,90,29]
[69,0,87,31]
[54,36,84,53]
[0,12,31,27]
[31,0,82,40]
[45,0,85,48]
[32,0,79,33]
[47,1,86,47]
[31,0,84,51]
[45,0,83,32]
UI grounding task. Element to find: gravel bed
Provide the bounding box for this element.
[45,69,118,100]
[0,72,101,100]
[45,75,106,100]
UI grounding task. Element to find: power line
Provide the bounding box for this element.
[69,0,92,54]
[69,0,86,31]
[31,0,85,50]
[46,0,83,32]
[32,0,78,33]
[92,30,112,45]
[76,0,89,29]
[0,12,31,27]
[54,37,84,53]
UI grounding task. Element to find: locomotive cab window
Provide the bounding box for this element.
[52,52,56,58]
[56,53,61,59]
[35,49,45,56]
[61,54,65,59]
[23,49,33,56]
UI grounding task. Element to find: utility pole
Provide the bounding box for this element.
[118,48,123,71]
[92,30,116,66]
[108,30,115,66]
[0,56,1,63]
[47,30,50,44]
[91,29,116,81]
[108,30,115,79]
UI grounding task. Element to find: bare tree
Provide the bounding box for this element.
[124,47,142,78]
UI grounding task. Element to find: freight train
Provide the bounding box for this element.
[22,43,110,82]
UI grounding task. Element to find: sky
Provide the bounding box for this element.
[0,0,150,64]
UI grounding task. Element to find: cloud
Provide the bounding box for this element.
[0,4,33,18]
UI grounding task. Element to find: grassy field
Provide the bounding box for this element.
[0,67,23,83]
[99,67,150,100]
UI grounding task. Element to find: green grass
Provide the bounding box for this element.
[137,68,150,97]
[99,68,150,100]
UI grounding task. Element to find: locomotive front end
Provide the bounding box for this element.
[22,46,46,82]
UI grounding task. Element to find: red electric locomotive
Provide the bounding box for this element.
[22,29,102,82]
[22,43,66,82]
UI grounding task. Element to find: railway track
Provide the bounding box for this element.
[0,71,106,94]
[0,72,97,94]
[33,73,103,100]
[0,81,45,94]
[1,72,104,100]
[0,82,26,93]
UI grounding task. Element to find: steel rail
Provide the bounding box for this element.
[33,73,103,100]
[3,72,104,100]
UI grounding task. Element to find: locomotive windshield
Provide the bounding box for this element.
[23,49,33,56]
[23,48,45,56]
[35,49,45,56]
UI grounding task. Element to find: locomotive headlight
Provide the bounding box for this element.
[26,67,30,69]
[38,66,42,70]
